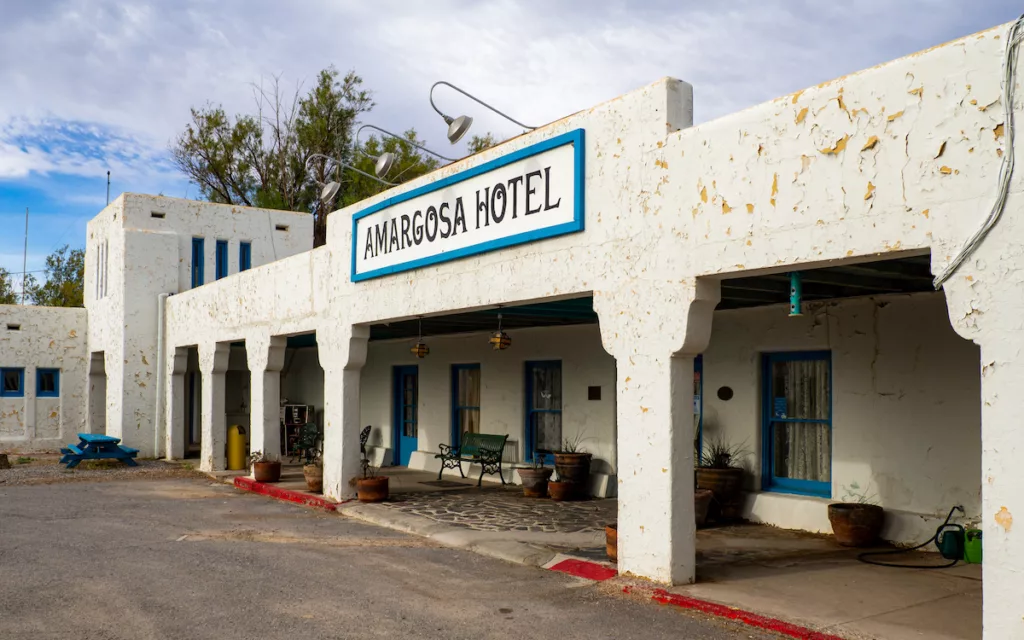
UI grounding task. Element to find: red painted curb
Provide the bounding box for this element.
[549,559,618,581]
[622,585,845,640]
[233,476,342,512]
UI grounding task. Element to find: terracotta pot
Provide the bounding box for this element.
[253,461,281,483]
[548,480,579,501]
[696,467,745,521]
[303,464,323,493]
[356,476,389,503]
[554,453,592,487]
[828,503,885,547]
[518,467,554,498]
[606,524,618,563]
[694,489,714,528]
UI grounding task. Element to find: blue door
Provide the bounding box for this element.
[393,366,419,466]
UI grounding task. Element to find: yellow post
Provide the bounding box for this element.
[227,425,247,471]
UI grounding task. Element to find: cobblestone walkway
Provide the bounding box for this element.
[380,488,616,533]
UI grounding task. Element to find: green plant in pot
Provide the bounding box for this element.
[518,454,554,498]
[552,432,592,500]
[696,438,748,522]
[355,462,389,503]
[249,451,281,483]
[828,482,884,547]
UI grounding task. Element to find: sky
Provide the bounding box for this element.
[1,0,1020,284]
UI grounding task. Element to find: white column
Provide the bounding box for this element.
[247,335,287,468]
[164,347,187,460]
[198,342,230,472]
[319,325,369,501]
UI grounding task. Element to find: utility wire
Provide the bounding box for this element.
[934,15,1024,287]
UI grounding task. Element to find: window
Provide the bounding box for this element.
[762,351,832,497]
[239,242,252,272]
[37,369,59,398]
[191,238,204,288]
[1,368,24,398]
[215,240,228,280]
[525,361,562,459]
[451,364,481,445]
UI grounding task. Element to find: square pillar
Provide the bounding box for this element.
[247,335,287,467]
[319,325,369,501]
[616,352,697,584]
[198,342,230,472]
[164,347,188,460]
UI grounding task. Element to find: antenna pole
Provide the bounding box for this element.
[106,170,111,205]
[21,207,28,305]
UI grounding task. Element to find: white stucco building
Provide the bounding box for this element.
[4,20,1024,637]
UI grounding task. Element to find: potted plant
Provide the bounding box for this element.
[518,454,554,498]
[302,447,323,494]
[696,438,747,521]
[606,523,617,562]
[553,432,592,500]
[828,482,884,547]
[547,469,577,501]
[249,451,281,483]
[355,462,389,503]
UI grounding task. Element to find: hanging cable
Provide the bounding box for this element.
[858,505,965,569]
[934,15,1024,288]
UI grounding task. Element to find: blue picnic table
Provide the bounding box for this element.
[60,433,139,469]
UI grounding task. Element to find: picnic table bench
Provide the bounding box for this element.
[435,432,508,486]
[59,433,139,469]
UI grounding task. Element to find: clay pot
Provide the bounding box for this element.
[303,464,323,493]
[253,461,281,483]
[606,524,618,563]
[356,476,390,503]
[518,467,554,498]
[548,480,579,501]
[828,503,885,547]
[694,488,714,528]
[696,467,745,521]
[554,453,592,486]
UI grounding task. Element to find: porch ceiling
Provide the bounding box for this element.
[717,255,935,310]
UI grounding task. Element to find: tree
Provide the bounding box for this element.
[25,245,84,308]
[467,133,499,155]
[172,67,440,246]
[0,268,18,305]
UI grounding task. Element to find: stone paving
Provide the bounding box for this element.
[380,487,617,533]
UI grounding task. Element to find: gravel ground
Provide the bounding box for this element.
[0,454,202,486]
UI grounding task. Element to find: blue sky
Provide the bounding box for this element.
[1,0,1020,283]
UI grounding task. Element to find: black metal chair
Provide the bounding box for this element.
[293,422,320,465]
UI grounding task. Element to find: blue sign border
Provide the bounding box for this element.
[350,128,585,282]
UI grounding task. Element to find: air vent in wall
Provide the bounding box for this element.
[275,224,289,232]
[6,324,21,331]
[151,212,166,219]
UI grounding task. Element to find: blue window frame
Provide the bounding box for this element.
[1,368,24,398]
[239,242,252,272]
[451,364,481,447]
[37,369,60,398]
[525,361,562,463]
[761,351,832,498]
[215,240,228,280]
[191,238,205,288]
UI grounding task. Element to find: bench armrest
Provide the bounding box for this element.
[437,443,460,458]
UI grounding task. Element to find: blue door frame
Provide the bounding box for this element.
[761,350,832,497]
[524,361,562,464]
[393,366,419,466]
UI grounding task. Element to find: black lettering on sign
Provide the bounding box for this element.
[476,188,490,228]
[454,197,467,236]
[543,167,561,211]
[400,214,412,249]
[507,176,523,219]
[375,223,388,255]
[525,170,543,215]
[412,210,424,245]
[364,228,374,259]
[389,219,399,253]
[426,205,440,242]
[491,183,507,223]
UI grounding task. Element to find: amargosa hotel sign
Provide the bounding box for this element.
[351,129,584,281]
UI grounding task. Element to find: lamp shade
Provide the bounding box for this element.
[410,342,430,358]
[320,181,340,203]
[488,331,511,351]
[446,115,473,144]
[375,152,396,178]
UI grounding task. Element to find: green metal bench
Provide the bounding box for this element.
[435,433,508,486]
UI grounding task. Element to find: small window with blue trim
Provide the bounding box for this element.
[762,351,832,497]
[191,237,205,288]
[239,241,252,272]
[215,240,228,279]
[1,368,25,398]
[526,361,562,461]
[37,369,60,398]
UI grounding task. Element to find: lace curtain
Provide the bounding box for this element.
[771,359,831,482]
